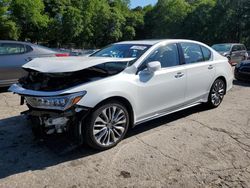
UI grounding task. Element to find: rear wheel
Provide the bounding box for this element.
[83,101,129,150]
[207,78,226,108]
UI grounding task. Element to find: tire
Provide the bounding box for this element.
[207,78,226,108]
[83,100,130,150]
[28,116,43,138]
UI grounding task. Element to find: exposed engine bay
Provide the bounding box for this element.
[8,55,135,147]
[19,61,129,91]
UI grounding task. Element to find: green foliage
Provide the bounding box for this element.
[146,0,191,38]
[0,0,19,39]
[0,0,250,48]
[10,0,49,41]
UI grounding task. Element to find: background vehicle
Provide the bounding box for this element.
[211,43,248,65]
[0,40,69,87]
[10,39,233,150]
[247,51,250,60]
[235,60,250,81]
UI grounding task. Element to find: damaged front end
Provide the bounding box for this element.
[9,56,133,143]
[18,90,89,143]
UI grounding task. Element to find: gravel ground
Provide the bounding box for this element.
[0,80,250,188]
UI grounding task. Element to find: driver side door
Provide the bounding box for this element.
[135,43,187,122]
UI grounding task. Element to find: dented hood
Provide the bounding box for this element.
[23,56,135,73]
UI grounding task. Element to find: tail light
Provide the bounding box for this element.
[55,53,69,57]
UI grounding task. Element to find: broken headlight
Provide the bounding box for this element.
[25,91,86,110]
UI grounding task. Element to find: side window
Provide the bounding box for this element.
[144,43,180,68]
[232,45,240,52]
[0,43,26,55]
[240,45,246,51]
[180,43,203,64]
[25,45,33,53]
[201,46,212,61]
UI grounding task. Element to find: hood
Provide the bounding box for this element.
[23,56,135,73]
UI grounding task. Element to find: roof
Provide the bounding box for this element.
[0,40,34,45]
[116,39,211,46]
[116,40,166,45]
[212,43,245,46]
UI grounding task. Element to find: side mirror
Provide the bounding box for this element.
[147,61,161,73]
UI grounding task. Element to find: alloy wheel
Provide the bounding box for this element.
[211,80,225,106]
[93,105,127,146]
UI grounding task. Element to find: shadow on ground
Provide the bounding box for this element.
[0,87,9,93]
[0,104,210,179]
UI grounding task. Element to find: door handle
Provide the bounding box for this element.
[175,72,184,78]
[208,65,214,70]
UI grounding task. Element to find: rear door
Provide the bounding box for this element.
[180,42,216,103]
[240,45,247,60]
[231,45,244,64]
[0,43,32,84]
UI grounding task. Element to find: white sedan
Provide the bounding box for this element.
[10,39,233,150]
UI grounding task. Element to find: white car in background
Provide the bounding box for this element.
[9,39,233,150]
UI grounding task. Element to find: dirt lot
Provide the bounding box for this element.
[0,80,250,188]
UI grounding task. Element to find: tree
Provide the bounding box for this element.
[0,0,19,40]
[144,0,191,39]
[181,0,217,44]
[10,0,49,42]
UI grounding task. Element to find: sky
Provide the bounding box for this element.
[130,0,157,8]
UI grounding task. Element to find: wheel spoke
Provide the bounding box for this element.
[113,119,126,126]
[96,128,108,142]
[114,109,123,121]
[101,109,109,122]
[110,129,116,142]
[218,89,224,95]
[95,116,107,125]
[113,125,125,132]
[115,114,125,123]
[113,128,121,137]
[94,127,107,135]
[111,106,117,121]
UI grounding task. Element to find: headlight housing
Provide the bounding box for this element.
[25,91,86,110]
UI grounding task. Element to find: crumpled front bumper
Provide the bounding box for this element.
[9,83,73,97]
[9,83,90,137]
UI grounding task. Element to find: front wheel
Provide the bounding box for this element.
[83,101,129,150]
[207,78,226,108]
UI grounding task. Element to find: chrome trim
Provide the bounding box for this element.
[135,102,201,125]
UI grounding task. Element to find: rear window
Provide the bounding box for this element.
[240,45,246,51]
[212,44,231,52]
[232,45,245,51]
[0,43,32,55]
[180,42,203,64]
[201,46,212,61]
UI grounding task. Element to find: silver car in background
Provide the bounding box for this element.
[211,43,248,65]
[10,39,233,150]
[0,40,69,87]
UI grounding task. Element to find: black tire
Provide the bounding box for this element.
[83,100,130,150]
[207,78,226,108]
[28,116,43,138]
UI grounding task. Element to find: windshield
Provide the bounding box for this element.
[91,44,151,59]
[212,44,232,52]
